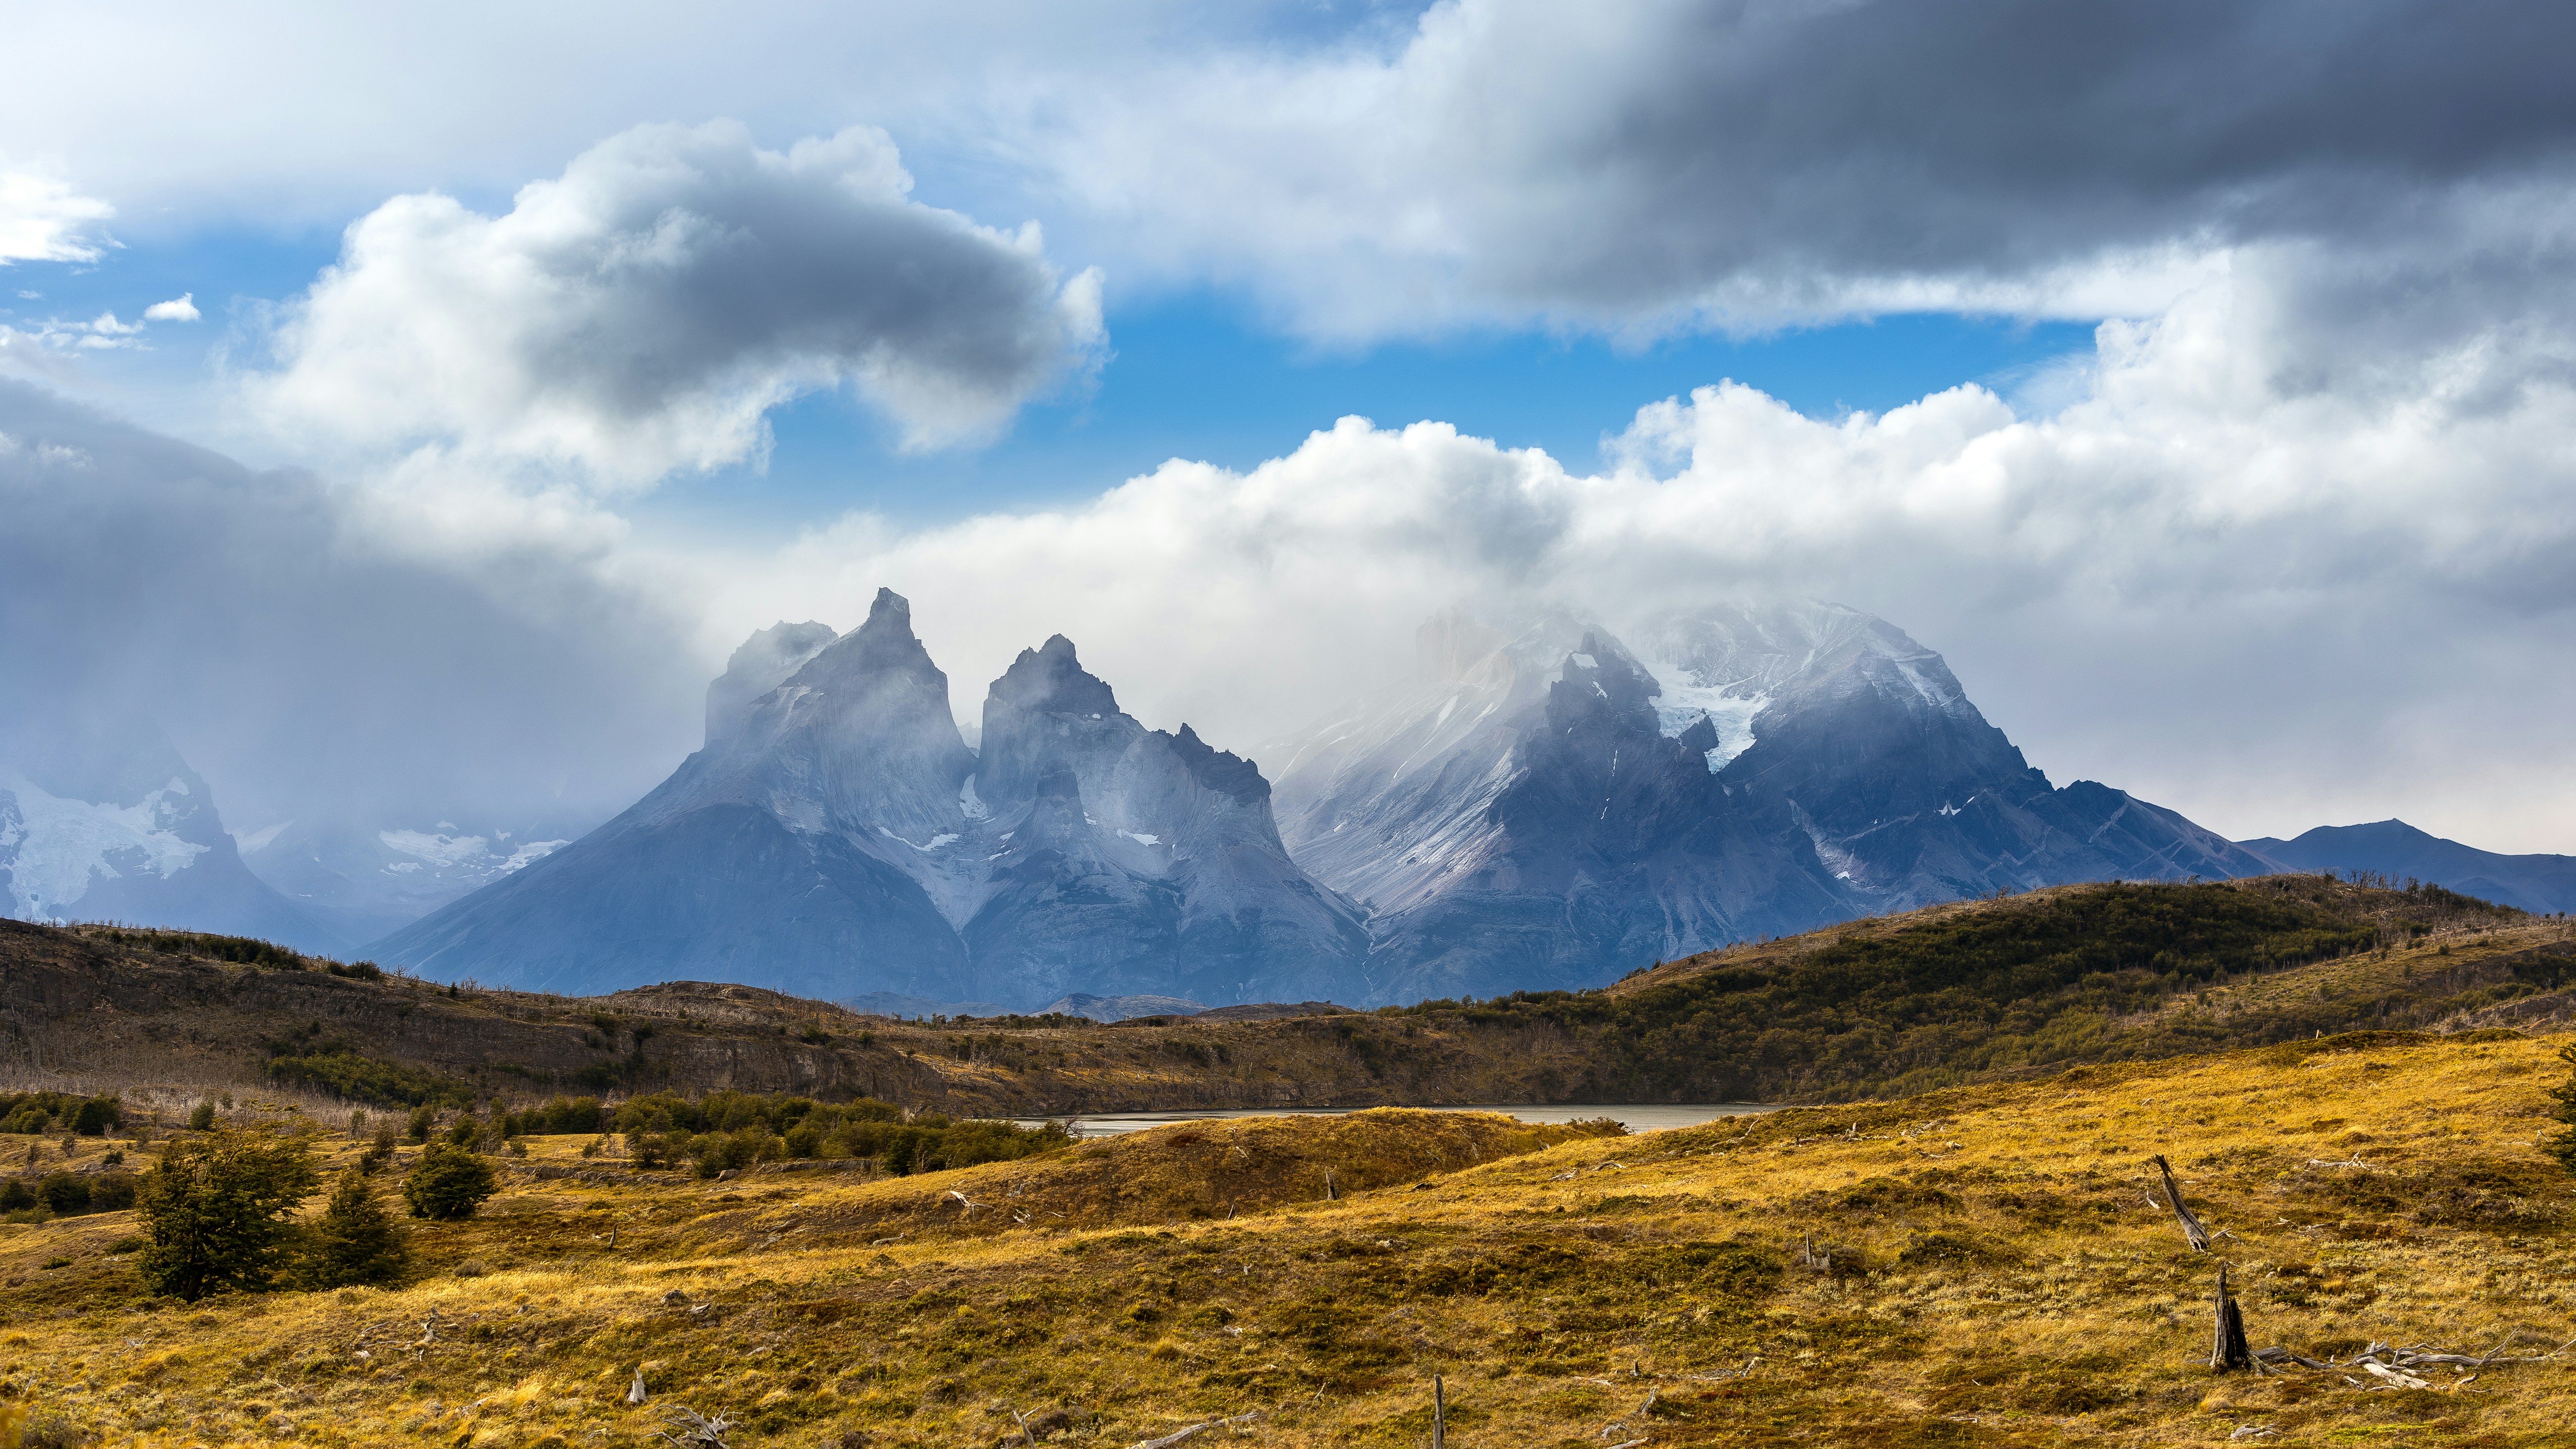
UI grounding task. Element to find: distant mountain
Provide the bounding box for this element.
[373,590,1370,1004]
[0,706,341,953]
[238,817,574,945]
[1269,601,2272,1002]
[2240,820,2576,913]
[1041,993,1209,1022]
[841,991,1011,1020]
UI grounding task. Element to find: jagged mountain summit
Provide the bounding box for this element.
[1268,601,2271,1002]
[0,704,339,951]
[373,590,1369,1004]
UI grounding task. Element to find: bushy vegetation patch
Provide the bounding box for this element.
[1398,877,2523,1099]
[612,1090,1067,1178]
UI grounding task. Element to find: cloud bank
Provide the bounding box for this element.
[721,247,2576,852]
[251,121,1104,483]
[1008,0,2576,336]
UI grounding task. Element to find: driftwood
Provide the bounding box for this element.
[1433,1373,1446,1449]
[2210,1265,2252,1371]
[650,1405,736,1447]
[1126,1410,1261,1449]
[2152,1154,2211,1252]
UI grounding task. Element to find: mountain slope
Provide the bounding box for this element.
[2242,818,2576,913]
[1272,601,2274,1002]
[373,591,1367,1004]
[0,705,341,952]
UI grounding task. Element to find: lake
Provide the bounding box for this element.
[1016,1103,1773,1139]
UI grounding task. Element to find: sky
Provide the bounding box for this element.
[3,0,2574,853]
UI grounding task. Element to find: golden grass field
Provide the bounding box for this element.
[3,1020,2573,1447]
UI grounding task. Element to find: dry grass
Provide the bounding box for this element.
[2,1031,2574,1447]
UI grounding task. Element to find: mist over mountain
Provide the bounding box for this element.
[357,589,2290,1008]
[1268,602,2270,1002]
[373,590,1369,1003]
[0,700,338,951]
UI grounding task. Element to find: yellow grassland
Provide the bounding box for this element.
[1,1028,2573,1447]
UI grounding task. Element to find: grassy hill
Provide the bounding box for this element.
[1,1028,2572,1445]
[4,876,2569,1122]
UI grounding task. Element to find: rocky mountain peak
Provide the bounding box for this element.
[706,619,838,748]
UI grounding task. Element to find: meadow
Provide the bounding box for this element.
[2,1023,2572,1447]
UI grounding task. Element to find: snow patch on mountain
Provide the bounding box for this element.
[0,768,208,918]
[379,828,566,876]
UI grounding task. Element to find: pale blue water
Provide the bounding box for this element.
[1015,1103,1771,1139]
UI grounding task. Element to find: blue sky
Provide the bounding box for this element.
[4,222,2090,537]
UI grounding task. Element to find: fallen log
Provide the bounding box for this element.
[1126,1410,1261,1449]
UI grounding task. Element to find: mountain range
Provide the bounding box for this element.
[9,593,2567,1005]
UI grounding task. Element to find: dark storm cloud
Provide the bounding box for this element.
[1021,0,2576,329]
[0,380,703,832]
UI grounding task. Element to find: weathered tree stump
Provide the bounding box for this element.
[2211,1265,2252,1371]
[2153,1153,2212,1252]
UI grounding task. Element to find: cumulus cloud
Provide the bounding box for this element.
[143,293,199,322]
[0,169,113,265]
[250,120,1104,484]
[714,244,2576,852]
[1003,0,2576,337]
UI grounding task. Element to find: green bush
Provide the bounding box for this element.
[405,1104,437,1143]
[134,1126,322,1300]
[187,1102,217,1132]
[403,1142,498,1221]
[36,1172,89,1214]
[294,1170,411,1289]
[90,1171,137,1211]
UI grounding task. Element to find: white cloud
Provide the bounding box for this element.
[143,293,199,322]
[0,169,113,264]
[247,120,1105,485]
[712,245,2576,853]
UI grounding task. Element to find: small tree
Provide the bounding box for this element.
[187,1102,217,1132]
[2548,1044,2576,1176]
[405,1104,437,1143]
[135,1126,321,1300]
[358,1122,398,1174]
[403,1142,498,1221]
[294,1170,411,1289]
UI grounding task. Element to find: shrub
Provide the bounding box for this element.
[37,1172,90,1215]
[2548,1044,2576,1177]
[90,1171,137,1211]
[134,1126,322,1300]
[187,1102,217,1132]
[405,1104,437,1143]
[0,1178,35,1212]
[403,1142,498,1221]
[294,1170,411,1289]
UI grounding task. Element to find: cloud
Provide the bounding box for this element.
[714,242,2576,852]
[0,169,113,264]
[248,120,1104,485]
[0,379,707,839]
[143,293,199,322]
[1001,0,2576,337]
